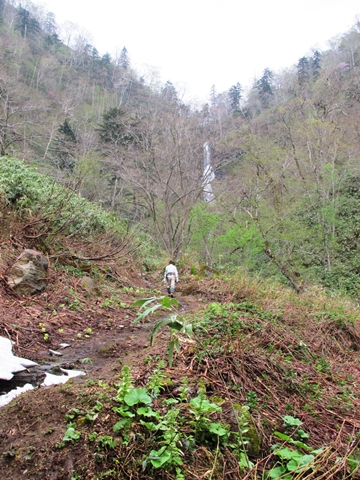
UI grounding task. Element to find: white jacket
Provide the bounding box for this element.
[164,264,179,282]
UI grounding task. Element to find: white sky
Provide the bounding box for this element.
[41,0,360,104]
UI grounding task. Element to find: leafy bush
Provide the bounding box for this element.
[0,156,125,238]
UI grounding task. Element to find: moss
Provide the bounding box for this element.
[199,264,220,278]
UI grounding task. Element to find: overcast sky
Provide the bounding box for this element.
[42,0,359,103]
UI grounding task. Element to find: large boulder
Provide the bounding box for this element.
[7,249,49,295]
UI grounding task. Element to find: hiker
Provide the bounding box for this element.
[164,260,179,297]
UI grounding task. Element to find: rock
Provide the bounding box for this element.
[199,264,220,278]
[0,369,46,391]
[79,276,100,296]
[7,249,49,295]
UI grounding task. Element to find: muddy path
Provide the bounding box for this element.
[0,269,208,478]
[1,287,200,398]
[40,294,196,378]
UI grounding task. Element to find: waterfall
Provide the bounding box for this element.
[203,142,215,203]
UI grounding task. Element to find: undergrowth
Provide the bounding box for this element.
[43,297,360,479]
[0,156,139,265]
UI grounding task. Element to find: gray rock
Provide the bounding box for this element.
[7,249,48,295]
[79,276,100,296]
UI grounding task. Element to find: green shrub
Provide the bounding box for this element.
[0,156,125,238]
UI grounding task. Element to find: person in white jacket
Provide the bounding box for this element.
[163,261,179,297]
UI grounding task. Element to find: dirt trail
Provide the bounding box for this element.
[41,292,198,382]
[0,286,200,396]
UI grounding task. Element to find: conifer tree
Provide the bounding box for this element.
[228,82,242,113]
[311,50,322,80]
[15,6,40,38]
[58,119,76,143]
[297,56,310,85]
[210,85,217,107]
[257,68,273,108]
[119,47,130,69]
[97,107,134,146]
[161,81,178,103]
[53,119,77,170]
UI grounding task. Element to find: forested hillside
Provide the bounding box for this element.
[1,0,360,296]
[1,3,360,479]
[1,157,360,480]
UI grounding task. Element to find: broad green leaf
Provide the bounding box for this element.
[149,450,171,468]
[291,440,312,450]
[190,397,221,413]
[170,298,179,307]
[283,415,302,427]
[184,323,193,337]
[124,388,152,406]
[274,432,311,450]
[161,295,172,308]
[140,420,158,431]
[135,304,162,322]
[274,447,302,460]
[311,448,324,455]
[137,406,157,417]
[63,426,81,442]
[167,320,186,331]
[287,459,300,471]
[273,431,291,441]
[209,423,228,436]
[131,297,156,308]
[299,454,315,466]
[112,407,135,417]
[150,318,170,345]
[238,451,254,469]
[267,465,286,479]
[163,398,178,405]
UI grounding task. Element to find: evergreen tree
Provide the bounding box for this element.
[44,32,61,48]
[311,50,322,80]
[257,68,273,108]
[98,53,115,88]
[101,53,112,64]
[91,47,99,59]
[161,81,178,103]
[119,47,130,69]
[297,56,310,86]
[15,6,41,38]
[58,119,76,143]
[228,82,242,113]
[54,120,77,170]
[210,85,217,107]
[97,107,134,146]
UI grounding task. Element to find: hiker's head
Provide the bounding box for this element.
[169,260,175,265]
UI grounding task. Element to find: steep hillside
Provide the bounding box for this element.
[0,158,360,479]
[1,1,360,295]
